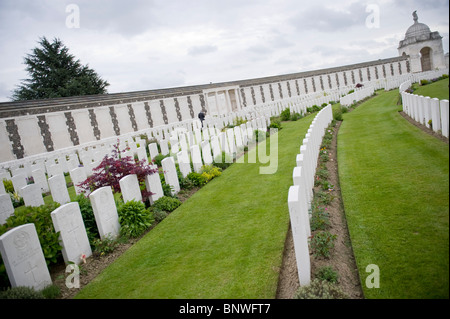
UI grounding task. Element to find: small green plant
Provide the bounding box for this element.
[269,117,282,129]
[159,174,175,197]
[2,179,14,193]
[0,286,44,299]
[315,266,339,283]
[310,231,337,258]
[73,194,99,243]
[153,154,169,167]
[316,190,334,206]
[420,79,429,86]
[294,279,347,299]
[92,235,124,256]
[280,108,291,121]
[41,284,61,299]
[152,209,168,223]
[290,112,302,121]
[310,206,331,231]
[152,196,181,212]
[117,199,153,238]
[319,151,329,162]
[187,172,207,187]
[321,180,334,191]
[177,168,194,190]
[316,168,329,180]
[333,108,343,121]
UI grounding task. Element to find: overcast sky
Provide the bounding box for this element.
[0,0,448,102]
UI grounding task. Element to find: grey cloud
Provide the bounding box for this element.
[290,2,368,32]
[188,45,218,56]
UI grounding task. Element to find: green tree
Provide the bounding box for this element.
[11,37,109,101]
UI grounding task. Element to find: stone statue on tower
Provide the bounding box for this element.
[412,10,418,23]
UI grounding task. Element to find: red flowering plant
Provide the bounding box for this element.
[77,140,158,202]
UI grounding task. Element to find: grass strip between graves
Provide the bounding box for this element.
[75,114,315,298]
[337,89,449,298]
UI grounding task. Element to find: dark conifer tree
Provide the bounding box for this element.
[11,37,109,101]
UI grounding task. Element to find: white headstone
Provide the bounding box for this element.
[11,174,27,196]
[226,128,236,158]
[145,165,164,205]
[48,174,70,205]
[135,146,147,164]
[148,143,159,160]
[190,144,203,173]
[67,154,80,171]
[51,202,92,265]
[287,186,311,287]
[160,139,170,156]
[233,126,244,150]
[0,170,11,181]
[202,128,210,141]
[210,135,222,162]
[21,184,45,207]
[194,129,202,145]
[46,163,63,178]
[161,157,180,195]
[240,124,248,146]
[0,180,5,195]
[201,140,213,165]
[119,174,143,203]
[170,142,180,156]
[430,98,441,133]
[440,100,449,138]
[0,223,52,290]
[89,186,120,240]
[177,150,192,178]
[31,168,49,193]
[0,194,14,225]
[70,167,88,195]
[179,133,189,154]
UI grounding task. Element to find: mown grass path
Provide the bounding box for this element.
[75,114,315,298]
[338,89,449,298]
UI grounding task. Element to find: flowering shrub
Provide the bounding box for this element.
[200,165,222,183]
[77,141,158,202]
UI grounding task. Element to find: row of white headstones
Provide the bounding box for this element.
[285,73,450,288]
[399,80,449,138]
[287,104,334,287]
[0,112,272,222]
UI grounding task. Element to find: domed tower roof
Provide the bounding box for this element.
[405,22,431,39]
[398,11,441,49]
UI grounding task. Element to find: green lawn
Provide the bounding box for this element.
[75,115,315,298]
[412,77,449,100]
[338,89,449,298]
